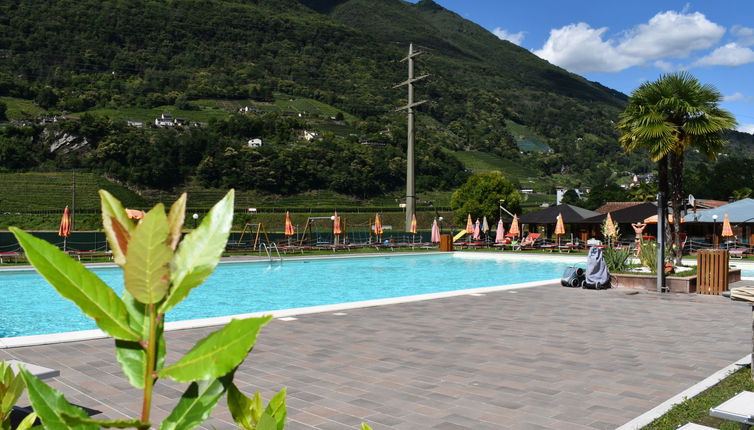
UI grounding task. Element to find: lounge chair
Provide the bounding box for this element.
[512,233,540,251]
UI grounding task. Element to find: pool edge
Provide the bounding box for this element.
[0,277,558,349]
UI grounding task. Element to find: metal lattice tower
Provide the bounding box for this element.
[394,43,428,232]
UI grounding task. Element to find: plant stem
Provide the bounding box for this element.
[141,303,158,425]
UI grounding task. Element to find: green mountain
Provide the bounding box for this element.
[0,0,750,202]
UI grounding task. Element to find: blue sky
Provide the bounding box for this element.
[409,1,754,134]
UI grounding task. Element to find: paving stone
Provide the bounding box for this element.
[1,283,750,429]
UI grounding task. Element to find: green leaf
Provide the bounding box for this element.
[9,228,140,341]
[115,291,166,389]
[1,361,25,417]
[99,190,135,266]
[159,373,232,430]
[256,413,277,430]
[167,193,187,250]
[124,204,172,304]
[61,414,147,429]
[160,190,234,313]
[361,423,374,430]
[227,384,254,430]
[14,412,38,430]
[158,316,270,383]
[19,368,98,430]
[264,388,287,430]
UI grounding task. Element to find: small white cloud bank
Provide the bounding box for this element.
[534,10,725,74]
[732,25,754,46]
[492,27,524,45]
[694,43,754,67]
[724,92,745,102]
[737,124,754,134]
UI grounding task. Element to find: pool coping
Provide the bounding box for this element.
[1,251,577,348]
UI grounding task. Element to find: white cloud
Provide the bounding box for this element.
[619,11,724,58]
[654,60,675,72]
[737,124,754,134]
[534,10,725,74]
[492,27,524,45]
[694,43,754,67]
[731,25,754,46]
[724,92,745,102]
[533,23,636,73]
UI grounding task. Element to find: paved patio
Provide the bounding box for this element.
[1,284,751,429]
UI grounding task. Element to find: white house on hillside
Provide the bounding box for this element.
[155,113,175,127]
[247,138,263,148]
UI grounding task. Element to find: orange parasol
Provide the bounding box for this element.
[721,213,734,237]
[644,214,684,224]
[465,214,474,234]
[509,214,520,236]
[374,213,383,236]
[333,211,341,235]
[410,213,417,234]
[284,211,295,236]
[58,206,71,251]
[125,208,146,220]
[555,213,565,236]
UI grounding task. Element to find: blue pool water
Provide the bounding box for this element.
[0,254,573,338]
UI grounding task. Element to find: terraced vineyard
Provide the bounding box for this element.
[0,172,148,211]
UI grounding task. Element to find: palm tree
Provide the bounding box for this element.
[617,72,737,265]
[628,182,658,202]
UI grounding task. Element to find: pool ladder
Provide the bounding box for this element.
[261,243,283,262]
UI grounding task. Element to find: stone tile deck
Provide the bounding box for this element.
[1,284,751,429]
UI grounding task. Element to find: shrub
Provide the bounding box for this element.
[603,246,632,272]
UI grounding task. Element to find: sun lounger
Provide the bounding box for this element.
[0,252,20,264]
[729,248,747,259]
[512,233,540,251]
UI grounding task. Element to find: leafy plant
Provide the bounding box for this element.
[0,361,37,430]
[9,189,280,429]
[227,385,287,430]
[602,246,632,272]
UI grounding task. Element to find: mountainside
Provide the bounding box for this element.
[0,0,751,201]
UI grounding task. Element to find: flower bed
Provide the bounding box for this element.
[612,269,741,293]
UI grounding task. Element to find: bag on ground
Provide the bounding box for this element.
[583,246,610,289]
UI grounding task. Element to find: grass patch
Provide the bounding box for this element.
[505,120,551,153]
[0,172,147,211]
[642,365,753,430]
[0,96,46,119]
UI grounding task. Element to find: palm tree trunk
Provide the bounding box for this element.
[657,156,669,287]
[670,151,685,266]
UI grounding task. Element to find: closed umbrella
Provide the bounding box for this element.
[555,213,565,247]
[465,214,474,234]
[431,218,441,243]
[410,213,417,234]
[495,219,505,244]
[333,211,341,245]
[374,213,383,242]
[58,206,71,251]
[509,214,520,237]
[482,216,490,242]
[722,213,734,240]
[473,219,481,241]
[284,211,295,245]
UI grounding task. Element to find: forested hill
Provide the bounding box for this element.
[6,0,743,199]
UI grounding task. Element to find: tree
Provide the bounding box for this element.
[617,72,737,265]
[580,182,628,210]
[0,100,7,121]
[450,171,521,226]
[628,182,657,202]
[560,189,581,206]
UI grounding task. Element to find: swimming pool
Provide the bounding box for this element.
[0,253,574,338]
